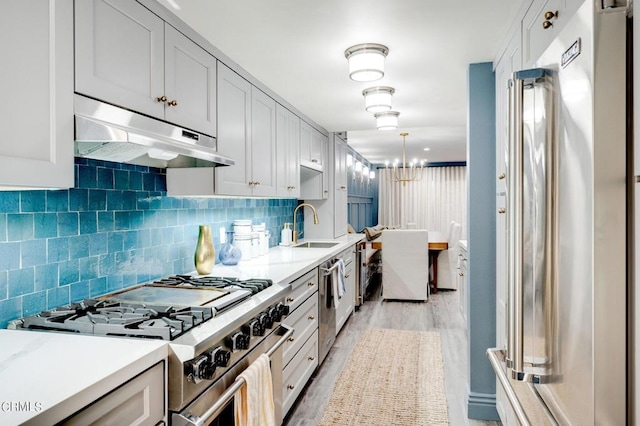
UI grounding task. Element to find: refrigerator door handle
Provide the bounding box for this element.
[487,348,532,426]
[506,68,555,384]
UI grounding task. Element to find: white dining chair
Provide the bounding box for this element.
[381,229,429,301]
[445,220,456,242]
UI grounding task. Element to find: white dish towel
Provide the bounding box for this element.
[234,354,275,426]
[336,259,346,298]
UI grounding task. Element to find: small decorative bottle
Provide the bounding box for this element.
[219,231,242,265]
[194,225,214,274]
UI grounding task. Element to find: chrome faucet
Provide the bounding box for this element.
[292,203,319,244]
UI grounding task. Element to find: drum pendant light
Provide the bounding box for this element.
[362,86,395,113]
[344,43,389,82]
[374,111,400,130]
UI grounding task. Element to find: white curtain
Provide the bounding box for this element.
[378,166,467,238]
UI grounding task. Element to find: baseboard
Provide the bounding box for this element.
[467,391,500,421]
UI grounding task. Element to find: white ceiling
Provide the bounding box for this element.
[157,0,523,164]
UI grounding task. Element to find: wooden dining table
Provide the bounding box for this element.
[370,230,448,293]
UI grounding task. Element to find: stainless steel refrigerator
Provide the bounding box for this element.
[487,1,628,424]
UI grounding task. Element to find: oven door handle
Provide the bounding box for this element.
[190,324,294,426]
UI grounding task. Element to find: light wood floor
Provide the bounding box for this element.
[283,281,501,426]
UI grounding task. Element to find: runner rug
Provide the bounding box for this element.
[319,328,449,425]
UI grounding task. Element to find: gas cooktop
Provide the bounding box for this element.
[17,299,213,340]
[10,275,275,341]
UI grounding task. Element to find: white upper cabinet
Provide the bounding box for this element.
[75,0,165,118]
[321,132,329,199]
[163,25,217,136]
[300,121,325,171]
[334,137,348,237]
[311,130,325,170]
[276,105,301,198]
[75,0,217,137]
[214,64,277,197]
[0,0,74,189]
[215,63,252,196]
[250,87,277,196]
[522,0,584,69]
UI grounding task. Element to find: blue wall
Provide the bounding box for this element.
[347,150,378,231]
[466,62,498,420]
[0,158,298,328]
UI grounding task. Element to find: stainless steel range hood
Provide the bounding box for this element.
[74,95,234,168]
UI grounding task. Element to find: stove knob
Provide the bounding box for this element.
[199,360,217,381]
[210,347,231,367]
[228,331,250,351]
[184,354,216,383]
[268,306,282,323]
[243,319,265,337]
[276,302,290,318]
[259,311,274,329]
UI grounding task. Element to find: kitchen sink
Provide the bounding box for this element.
[292,241,340,249]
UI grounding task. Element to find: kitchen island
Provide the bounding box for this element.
[0,329,168,425]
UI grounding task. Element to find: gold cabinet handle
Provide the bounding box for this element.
[308,356,315,361]
[544,10,557,20]
[287,297,294,302]
[254,181,260,186]
[542,20,553,29]
[308,315,315,320]
[498,208,506,214]
[156,95,167,103]
[287,384,295,390]
[311,159,318,163]
[288,336,295,342]
[498,173,506,180]
[459,272,464,276]
[307,281,314,287]
[167,99,178,106]
[345,273,350,278]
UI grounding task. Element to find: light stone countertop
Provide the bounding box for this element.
[0,329,167,426]
[195,233,365,284]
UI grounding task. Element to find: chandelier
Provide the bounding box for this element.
[385,132,425,186]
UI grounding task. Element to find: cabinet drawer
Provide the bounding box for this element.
[282,293,318,367]
[282,329,319,416]
[64,361,165,425]
[285,268,318,312]
[337,247,354,267]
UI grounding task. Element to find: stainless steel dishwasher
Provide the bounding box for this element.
[318,259,338,365]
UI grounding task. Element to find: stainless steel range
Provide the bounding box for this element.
[9,274,293,425]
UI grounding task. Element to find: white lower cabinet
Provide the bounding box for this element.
[282,330,319,416]
[458,242,468,327]
[335,247,355,334]
[281,268,319,418]
[63,361,165,425]
[282,295,318,367]
[285,268,318,312]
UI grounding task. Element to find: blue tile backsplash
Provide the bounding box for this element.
[0,158,299,328]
